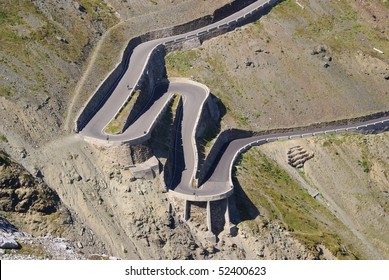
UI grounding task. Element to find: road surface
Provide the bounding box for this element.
[79,0,389,202]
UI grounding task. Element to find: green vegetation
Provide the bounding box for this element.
[165,50,199,76]
[105,89,141,134]
[171,93,180,109]
[148,0,158,5]
[276,0,389,56]
[78,0,118,25]
[358,159,370,173]
[0,134,8,143]
[235,148,361,259]
[321,134,347,147]
[0,0,118,97]
[17,243,50,259]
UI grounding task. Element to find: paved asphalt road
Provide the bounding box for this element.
[80,0,275,141]
[79,0,389,202]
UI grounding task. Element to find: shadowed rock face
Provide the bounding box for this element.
[0,151,59,214]
[0,216,18,234]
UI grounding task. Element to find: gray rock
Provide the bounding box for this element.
[182,37,201,51]
[0,236,20,249]
[20,149,27,159]
[56,242,68,250]
[257,246,265,257]
[324,55,332,62]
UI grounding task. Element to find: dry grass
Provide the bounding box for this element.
[234,147,362,259]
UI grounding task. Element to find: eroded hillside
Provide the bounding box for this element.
[235,131,389,259]
[1,0,388,260]
[0,0,233,146]
[165,0,389,259]
[166,0,388,133]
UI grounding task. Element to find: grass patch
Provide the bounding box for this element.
[0,0,118,97]
[0,134,8,143]
[105,89,141,134]
[290,0,388,55]
[17,243,50,259]
[235,148,361,259]
[170,93,181,113]
[358,159,370,173]
[165,49,199,76]
[0,86,12,97]
[269,0,388,56]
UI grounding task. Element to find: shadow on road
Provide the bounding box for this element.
[123,80,169,131]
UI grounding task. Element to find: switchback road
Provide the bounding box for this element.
[79,0,389,202]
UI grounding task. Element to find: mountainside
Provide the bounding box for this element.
[165,0,389,259]
[0,150,107,259]
[1,0,388,259]
[166,0,388,133]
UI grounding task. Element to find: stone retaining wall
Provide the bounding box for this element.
[164,98,184,189]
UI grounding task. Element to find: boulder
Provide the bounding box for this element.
[0,235,20,249]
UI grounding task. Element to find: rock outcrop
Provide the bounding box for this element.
[0,151,59,214]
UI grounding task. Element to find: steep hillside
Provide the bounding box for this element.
[0,0,233,146]
[248,132,389,259]
[164,0,389,259]
[0,0,119,146]
[0,150,109,259]
[0,0,236,259]
[166,0,388,133]
[1,0,388,260]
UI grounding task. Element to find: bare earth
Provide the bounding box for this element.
[1,0,389,259]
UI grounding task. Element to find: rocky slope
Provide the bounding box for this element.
[164,0,389,259]
[166,0,388,133]
[1,0,388,260]
[0,150,108,259]
[0,0,238,260]
[0,0,240,259]
[244,131,389,259]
